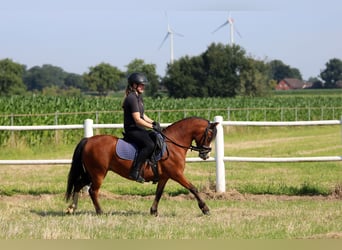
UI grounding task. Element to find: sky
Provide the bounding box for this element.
[1,0,341,80]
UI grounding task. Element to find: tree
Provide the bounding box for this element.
[84,63,123,96]
[0,58,26,96]
[239,58,272,97]
[126,59,159,97]
[308,77,323,89]
[320,58,342,88]
[268,60,302,82]
[163,55,205,98]
[24,64,66,91]
[163,43,271,98]
[202,43,248,97]
[64,73,85,90]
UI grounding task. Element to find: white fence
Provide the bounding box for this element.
[1,116,342,193]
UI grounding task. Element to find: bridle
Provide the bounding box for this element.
[160,121,214,155]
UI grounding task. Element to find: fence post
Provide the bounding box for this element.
[84,119,94,138]
[340,116,342,144]
[214,116,226,193]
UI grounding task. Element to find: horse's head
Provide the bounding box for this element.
[194,120,218,160]
[163,117,219,160]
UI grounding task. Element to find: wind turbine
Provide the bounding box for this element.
[212,12,241,45]
[159,13,183,64]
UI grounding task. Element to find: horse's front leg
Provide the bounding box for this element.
[189,185,210,215]
[150,177,168,216]
[173,174,210,215]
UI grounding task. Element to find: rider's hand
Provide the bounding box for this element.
[152,121,162,132]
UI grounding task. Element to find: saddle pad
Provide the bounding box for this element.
[116,139,137,160]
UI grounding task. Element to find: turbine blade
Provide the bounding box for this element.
[235,26,242,38]
[173,30,184,37]
[158,33,170,50]
[212,21,229,34]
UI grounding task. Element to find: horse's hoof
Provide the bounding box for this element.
[201,207,210,215]
[65,207,74,214]
[150,208,158,217]
[203,210,210,216]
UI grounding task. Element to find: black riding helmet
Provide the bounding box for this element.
[128,72,148,86]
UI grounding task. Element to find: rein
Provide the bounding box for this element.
[159,122,213,154]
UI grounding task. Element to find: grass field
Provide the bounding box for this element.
[0,192,341,239]
[0,125,342,239]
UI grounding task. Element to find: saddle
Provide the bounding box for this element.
[116,131,166,183]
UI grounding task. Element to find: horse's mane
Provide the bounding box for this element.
[164,116,209,130]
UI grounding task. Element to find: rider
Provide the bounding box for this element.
[122,72,161,183]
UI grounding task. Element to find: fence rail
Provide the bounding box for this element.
[1,116,342,193]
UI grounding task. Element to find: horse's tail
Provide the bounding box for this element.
[65,137,89,202]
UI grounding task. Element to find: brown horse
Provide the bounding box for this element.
[65,117,218,216]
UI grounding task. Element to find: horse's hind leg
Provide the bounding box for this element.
[88,182,103,215]
[150,177,168,216]
[66,192,80,214]
[66,179,89,214]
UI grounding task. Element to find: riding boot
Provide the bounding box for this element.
[129,157,145,183]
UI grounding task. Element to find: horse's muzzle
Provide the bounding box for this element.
[199,153,210,160]
[198,146,212,160]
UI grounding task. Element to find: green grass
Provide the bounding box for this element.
[0,125,342,239]
[1,126,342,197]
[222,125,342,196]
[0,193,341,239]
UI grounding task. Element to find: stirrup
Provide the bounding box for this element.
[135,176,145,183]
[149,161,159,184]
[129,172,145,183]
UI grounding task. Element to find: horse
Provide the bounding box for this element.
[65,117,218,216]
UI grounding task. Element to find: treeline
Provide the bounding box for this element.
[0,58,159,97]
[1,43,341,98]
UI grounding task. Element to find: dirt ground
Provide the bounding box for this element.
[3,188,340,204]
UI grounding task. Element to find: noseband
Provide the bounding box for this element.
[189,124,213,154]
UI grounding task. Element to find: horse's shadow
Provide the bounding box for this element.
[30,209,149,217]
[30,210,66,217]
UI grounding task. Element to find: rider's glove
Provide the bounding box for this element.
[152,121,162,132]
